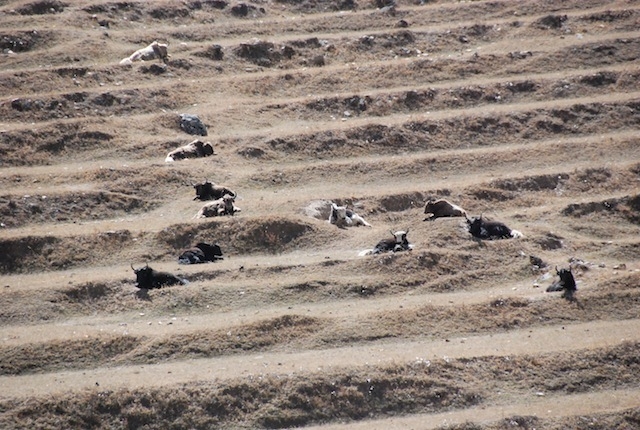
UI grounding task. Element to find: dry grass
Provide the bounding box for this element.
[1,0,639,428]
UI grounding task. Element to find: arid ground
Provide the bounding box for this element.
[1,0,639,428]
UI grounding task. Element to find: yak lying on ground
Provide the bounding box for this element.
[423,199,467,221]
[360,230,412,256]
[193,180,237,201]
[120,41,169,65]
[195,195,241,218]
[329,203,371,228]
[546,266,578,301]
[467,215,523,240]
[131,264,187,289]
[165,140,214,162]
[179,242,223,264]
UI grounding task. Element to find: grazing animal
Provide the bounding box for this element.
[195,195,241,218]
[467,215,523,240]
[546,266,578,302]
[120,41,169,65]
[131,264,187,289]
[423,199,467,221]
[193,180,237,201]
[360,230,412,256]
[165,140,214,162]
[179,242,223,264]
[329,203,371,228]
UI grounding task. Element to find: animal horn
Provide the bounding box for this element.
[555,266,559,274]
[131,263,136,271]
[390,230,394,236]
[405,228,409,234]
[229,189,237,198]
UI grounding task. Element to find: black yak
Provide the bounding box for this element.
[546,266,578,302]
[192,180,237,201]
[467,215,523,240]
[360,230,412,256]
[131,264,187,289]
[179,242,224,264]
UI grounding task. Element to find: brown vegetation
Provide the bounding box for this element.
[0,0,639,428]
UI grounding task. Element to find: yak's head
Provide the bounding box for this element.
[391,229,409,244]
[222,195,236,212]
[556,266,575,284]
[467,215,484,233]
[424,199,436,213]
[131,264,154,286]
[331,203,348,221]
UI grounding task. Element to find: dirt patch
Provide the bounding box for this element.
[233,218,316,254]
[16,0,66,15]
[263,101,640,159]
[0,192,158,228]
[492,173,570,192]
[0,31,45,52]
[2,88,181,123]
[0,124,114,167]
[377,192,425,212]
[0,231,135,274]
[155,217,316,255]
[562,194,640,225]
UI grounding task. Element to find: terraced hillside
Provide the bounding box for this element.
[1,0,639,428]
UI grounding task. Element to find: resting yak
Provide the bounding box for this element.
[119,41,169,66]
[329,203,371,228]
[193,180,237,201]
[360,230,413,256]
[423,199,467,221]
[165,140,214,163]
[195,195,241,218]
[546,266,578,301]
[131,264,187,289]
[179,242,223,264]
[467,215,523,240]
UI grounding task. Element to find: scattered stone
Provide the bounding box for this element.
[179,113,208,136]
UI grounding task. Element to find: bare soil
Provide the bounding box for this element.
[0,0,639,428]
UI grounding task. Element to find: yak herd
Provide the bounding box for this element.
[123,42,575,301]
[132,182,576,302]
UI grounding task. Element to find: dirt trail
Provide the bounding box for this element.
[2,319,639,400]
[0,276,558,347]
[305,388,640,430]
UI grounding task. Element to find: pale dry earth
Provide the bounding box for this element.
[0,0,639,428]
